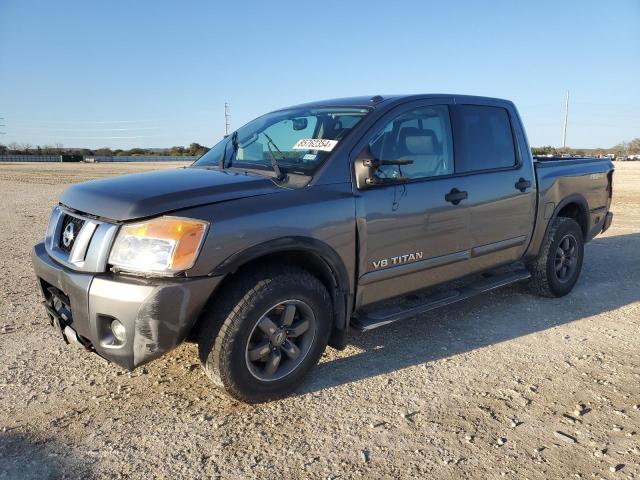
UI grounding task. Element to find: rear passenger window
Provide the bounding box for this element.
[451,105,517,173]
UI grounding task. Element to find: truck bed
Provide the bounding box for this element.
[525,155,614,259]
[533,156,609,165]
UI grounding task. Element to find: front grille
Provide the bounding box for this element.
[59,214,85,253]
[45,206,118,272]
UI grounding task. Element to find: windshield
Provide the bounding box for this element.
[193,107,371,175]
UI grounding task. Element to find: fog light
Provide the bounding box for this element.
[111,319,126,343]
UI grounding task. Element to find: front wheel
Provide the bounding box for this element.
[198,266,331,403]
[527,217,584,297]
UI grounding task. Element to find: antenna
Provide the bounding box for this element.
[224,103,230,137]
[562,91,569,149]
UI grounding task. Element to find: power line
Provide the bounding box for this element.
[562,91,569,148]
[6,110,219,125]
[11,126,170,132]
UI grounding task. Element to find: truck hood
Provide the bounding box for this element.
[59,167,281,221]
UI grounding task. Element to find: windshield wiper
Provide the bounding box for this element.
[222,131,239,169]
[220,131,239,169]
[262,132,286,181]
[231,131,239,153]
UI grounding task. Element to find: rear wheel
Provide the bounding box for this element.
[527,217,584,297]
[198,265,331,403]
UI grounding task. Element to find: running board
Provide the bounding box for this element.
[351,269,531,332]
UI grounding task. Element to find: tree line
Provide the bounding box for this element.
[2,138,639,158]
[0,142,210,157]
[531,138,640,156]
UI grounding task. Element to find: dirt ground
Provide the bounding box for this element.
[0,161,638,479]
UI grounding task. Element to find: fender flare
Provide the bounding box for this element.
[211,236,352,334]
[528,193,590,261]
[548,193,590,238]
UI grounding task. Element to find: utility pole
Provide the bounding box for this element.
[224,103,230,137]
[562,91,569,149]
[0,117,5,135]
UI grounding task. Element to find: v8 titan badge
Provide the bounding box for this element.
[292,138,338,152]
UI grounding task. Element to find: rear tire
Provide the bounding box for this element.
[197,265,331,403]
[527,217,584,297]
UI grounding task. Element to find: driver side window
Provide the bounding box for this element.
[369,105,454,180]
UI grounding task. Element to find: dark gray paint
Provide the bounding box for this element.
[59,167,283,221]
[31,94,614,370]
[349,97,539,306]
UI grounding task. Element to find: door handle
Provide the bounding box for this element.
[445,188,468,205]
[515,177,531,192]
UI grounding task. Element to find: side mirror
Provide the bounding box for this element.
[354,146,412,189]
[292,118,308,131]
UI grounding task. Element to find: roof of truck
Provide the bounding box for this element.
[280,94,513,111]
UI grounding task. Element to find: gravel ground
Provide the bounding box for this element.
[1,161,639,480]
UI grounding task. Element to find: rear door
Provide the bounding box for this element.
[449,101,536,265]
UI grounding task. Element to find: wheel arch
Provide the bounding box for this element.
[191,237,352,349]
[551,194,590,239]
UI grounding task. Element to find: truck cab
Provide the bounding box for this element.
[350,96,537,307]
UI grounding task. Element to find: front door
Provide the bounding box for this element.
[353,101,473,308]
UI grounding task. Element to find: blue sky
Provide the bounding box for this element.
[0,0,638,150]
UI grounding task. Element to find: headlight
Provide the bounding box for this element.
[108,216,208,275]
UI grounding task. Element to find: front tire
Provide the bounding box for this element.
[198,265,331,403]
[527,217,584,297]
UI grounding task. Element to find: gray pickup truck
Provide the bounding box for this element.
[31,94,614,402]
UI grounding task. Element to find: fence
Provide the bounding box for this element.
[90,155,197,163]
[0,155,62,162]
[0,155,197,163]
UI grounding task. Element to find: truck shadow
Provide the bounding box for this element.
[0,431,93,480]
[301,232,640,395]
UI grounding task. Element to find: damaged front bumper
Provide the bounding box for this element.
[31,242,221,370]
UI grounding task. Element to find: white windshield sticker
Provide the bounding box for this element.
[302,153,317,161]
[292,138,338,152]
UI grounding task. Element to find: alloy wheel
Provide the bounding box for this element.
[245,300,316,381]
[554,234,578,282]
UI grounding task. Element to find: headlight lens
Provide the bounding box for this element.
[108,216,208,275]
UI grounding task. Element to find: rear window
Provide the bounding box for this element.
[451,105,517,173]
